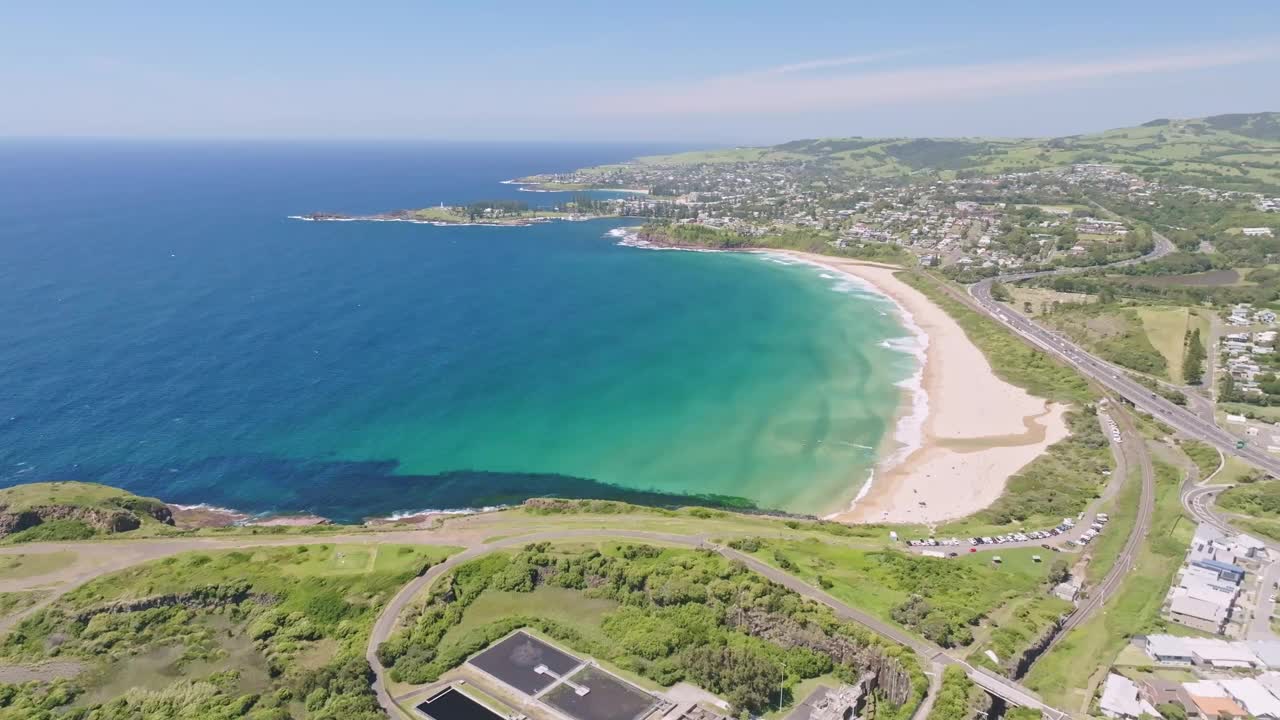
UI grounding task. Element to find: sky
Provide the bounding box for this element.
[4,1,1280,143]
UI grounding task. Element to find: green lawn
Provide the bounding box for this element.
[439,586,619,650]
[0,481,146,509]
[1084,465,1142,585]
[749,538,1054,648]
[1135,307,1190,382]
[0,550,76,580]
[66,543,458,608]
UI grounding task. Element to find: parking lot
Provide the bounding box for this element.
[906,512,1110,556]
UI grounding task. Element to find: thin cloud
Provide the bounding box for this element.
[586,46,1280,116]
[762,50,918,75]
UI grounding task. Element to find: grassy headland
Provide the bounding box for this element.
[0,543,457,718]
[378,542,927,718]
[0,482,174,544]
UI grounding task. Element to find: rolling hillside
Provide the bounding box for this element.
[619,112,1280,191]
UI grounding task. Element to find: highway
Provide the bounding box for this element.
[969,232,1280,481]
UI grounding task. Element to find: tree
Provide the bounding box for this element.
[1157,702,1187,720]
[1184,329,1206,385]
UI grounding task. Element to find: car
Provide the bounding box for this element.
[1271,594,1277,603]
[948,552,958,558]
[1040,543,1052,550]
[968,548,977,553]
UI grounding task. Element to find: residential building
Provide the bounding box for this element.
[1100,673,1163,719]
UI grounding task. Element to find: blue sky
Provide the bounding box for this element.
[4,1,1279,142]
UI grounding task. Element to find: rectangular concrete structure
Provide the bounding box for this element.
[468,631,583,696]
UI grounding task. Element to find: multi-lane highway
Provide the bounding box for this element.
[969,230,1280,481]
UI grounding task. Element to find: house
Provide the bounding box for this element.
[1220,677,1280,719]
[1243,227,1275,237]
[1100,673,1163,719]
[1183,680,1247,720]
[1137,678,1196,719]
[1145,635,1195,665]
[1190,558,1246,584]
[1251,643,1280,671]
[1168,595,1233,635]
[1143,636,1260,668]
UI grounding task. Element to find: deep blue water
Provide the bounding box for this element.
[0,141,910,522]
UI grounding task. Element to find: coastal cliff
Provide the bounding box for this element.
[0,482,174,541]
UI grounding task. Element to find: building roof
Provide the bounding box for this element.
[1184,680,1228,698]
[1147,636,1261,666]
[1194,558,1247,575]
[1222,677,1280,718]
[1187,693,1247,719]
[1170,595,1229,624]
[1251,643,1280,670]
[1259,671,1280,698]
[1189,638,1260,666]
[1101,673,1161,718]
[1146,635,1194,659]
[1238,533,1267,550]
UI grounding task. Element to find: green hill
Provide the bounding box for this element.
[619,112,1280,191]
[0,481,174,542]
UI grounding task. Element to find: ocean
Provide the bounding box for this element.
[0,140,916,522]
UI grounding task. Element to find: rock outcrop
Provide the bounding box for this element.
[0,496,175,538]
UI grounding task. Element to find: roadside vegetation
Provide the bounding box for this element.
[926,666,989,720]
[0,543,456,719]
[377,542,926,718]
[1218,479,1280,519]
[1037,303,1167,377]
[1024,461,1190,711]
[904,272,1093,404]
[735,537,1058,650]
[1179,440,1222,480]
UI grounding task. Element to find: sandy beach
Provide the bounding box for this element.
[776,251,1070,525]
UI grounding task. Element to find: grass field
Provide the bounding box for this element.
[0,590,44,619]
[1180,440,1223,480]
[1135,307,1191,382]
[1084,465,1142,586]
[967,595,1072,674]
[1024,462,1190,711]
[440,586,620,650]
[1006,286,1096,317]
[0,550,76,580]
[1039,304,1168,378]
[748,538,1055,647]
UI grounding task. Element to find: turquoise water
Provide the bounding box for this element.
[0,142,914,520]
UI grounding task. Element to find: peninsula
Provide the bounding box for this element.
[292,198,617,226]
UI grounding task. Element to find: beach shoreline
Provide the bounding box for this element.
[771,251,1070,525]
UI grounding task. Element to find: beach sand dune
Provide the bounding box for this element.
[778,252,1070,525]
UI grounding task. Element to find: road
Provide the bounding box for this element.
[360,529,1069,720]
[970,256,1280,481]
[1184,483,1280,642]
